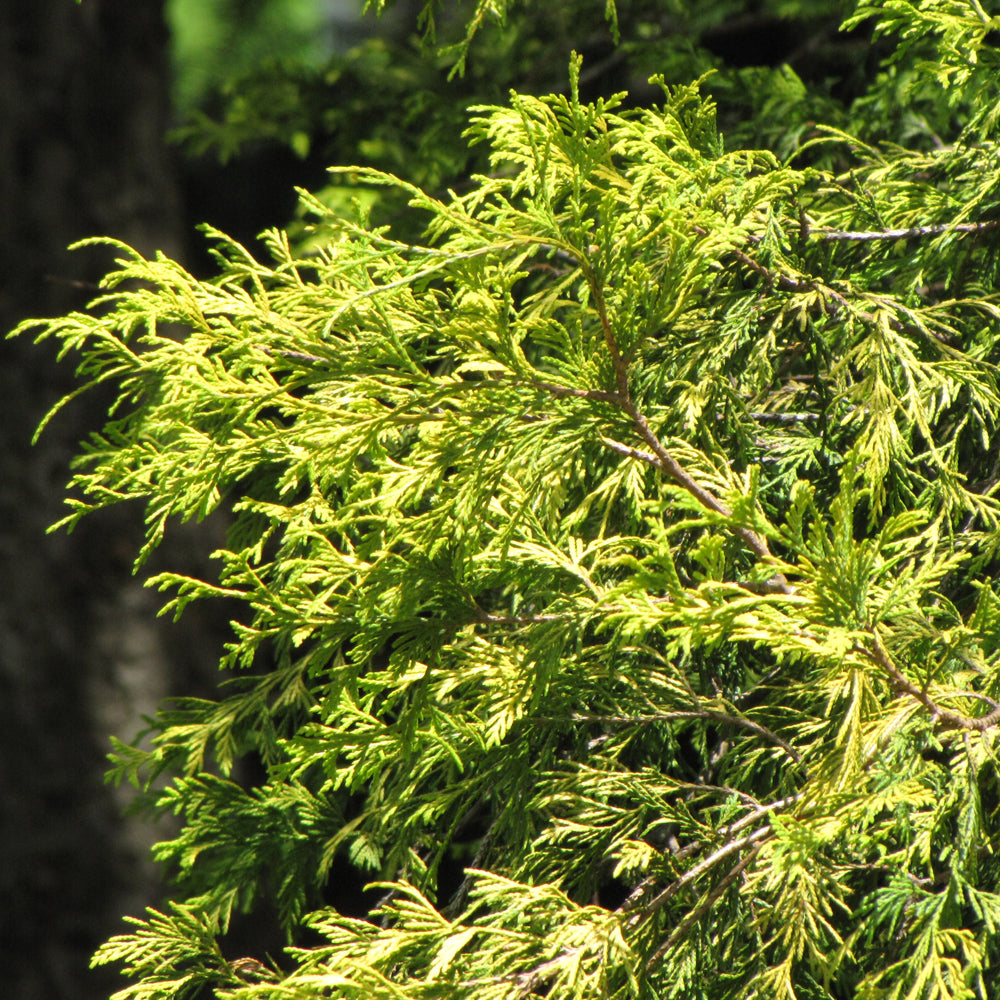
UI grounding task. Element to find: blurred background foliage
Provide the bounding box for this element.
[167,0,348,117]
[163,0,888,255]
[165,0,985,262]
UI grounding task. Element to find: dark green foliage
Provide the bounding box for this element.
[19,1,1000,997]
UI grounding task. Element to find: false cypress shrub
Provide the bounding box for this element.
[16,1,1000,997]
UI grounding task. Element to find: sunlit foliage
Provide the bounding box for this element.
[26,1,1000,997]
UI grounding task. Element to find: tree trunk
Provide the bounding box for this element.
[0,4,216,998]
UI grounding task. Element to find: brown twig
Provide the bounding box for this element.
[599,434,660,467]
[609,347,781,566]
[519,264,797,594]
[621,795,801,965]
[719,794,803,838]
[860,629,1000,732]
[511,948,587,998]
[813,219,1000,242]
[750,410,819,424]
[646,843,762,972]
[444,809,500,918]
[619,397,792,591]
[591,277,631,400]
[524,379,622,405]
[725,240,958,347]
[617,875,659,915]
[635,825,772,922]
[564,709,801,765]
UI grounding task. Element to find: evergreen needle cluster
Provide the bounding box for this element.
[14,1,1000,997]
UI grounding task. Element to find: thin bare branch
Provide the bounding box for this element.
[523,379,622,405]
[720,794,803,837]
[646,843,762,972]
[861,629,1000,732]
[813,219,1000,242]
[635,824,772,921]
[725,240,959,347]
[588,272,631,400]
[599,434,660,466]
[526,284,796,592]
[564,709,802,765]
[750,410,819,424]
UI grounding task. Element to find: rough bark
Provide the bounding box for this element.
[0,4,218,999]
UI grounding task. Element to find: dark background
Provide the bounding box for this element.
[1,4,265,997]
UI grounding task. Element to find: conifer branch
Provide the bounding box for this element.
[565,710,801,765]
[725,240,958,346]
[584,266,792,591]
[812,219,1000,242]
[524,379,622,405]
[26,23,1000,997]
[646,843,762,972]
[636,825,772,921]
[861,630,1000,732]
[636,795,801,967]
